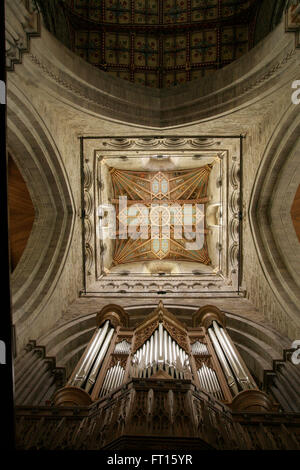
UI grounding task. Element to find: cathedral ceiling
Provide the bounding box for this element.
[34,0,280,88]
[110,166,212,265]
[80,136,242,298]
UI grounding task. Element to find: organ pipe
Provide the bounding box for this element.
[191,341,209,355]
[85,327,115,393]
[208,327,239,396]
[114,340,131,355]
[197,365,224,401]
[212,321,254,391]
[218,324,256,389]
[132,322,190,379]
[100,362,125,397]
[70,320,110,388]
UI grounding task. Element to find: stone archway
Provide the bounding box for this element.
[7,81,76,352]
[249,105,300,340]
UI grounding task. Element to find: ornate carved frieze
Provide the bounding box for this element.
[96,137,220,151]
[109,354,128,369]
[194,356,212,370]
[133,319,159,353]
[15,379,300,450]
[163,319,190,354]
[82,156,95,281]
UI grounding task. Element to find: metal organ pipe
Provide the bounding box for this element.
[106,365,116,394]
[159,323,163,361]
[212,321,254,391]
[85,327,114,393]
[150,335,154,372]
[70,320,110,388]
[218,324,256,389]
[164,330,168,367]
[192,341,209,356]
[208,327,239,396]
[197,364,224,401]
[202,364,211,393]
[211,369,224,401]
[154,330,158,373]
[131,323,190,380]
[101,367,113,396]
[114,340,131,355]
[212,322,240,381]
[168,336,174,377]
[111,363,120,391]
[100,362,125,397]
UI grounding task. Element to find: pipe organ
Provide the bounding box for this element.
[197,364,224,401]
[131,322,191,379]
[54,302,259,410]
[208,321,256,396]
[67,320,115,394]
[100,361,125,397]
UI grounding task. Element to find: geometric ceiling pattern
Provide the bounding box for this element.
[63,0,259,87]
[109,166,212,265]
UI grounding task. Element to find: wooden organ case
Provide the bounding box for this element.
[54,302,271,412]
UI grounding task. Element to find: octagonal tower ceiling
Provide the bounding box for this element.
[35,0,282,88]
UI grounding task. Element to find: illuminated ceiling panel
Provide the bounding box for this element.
[110,166,212,265]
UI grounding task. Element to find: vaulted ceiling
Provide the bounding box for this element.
[35,0,286,88]
[110,166,212,265]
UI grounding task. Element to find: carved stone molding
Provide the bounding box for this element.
[22,19,299,128]
[5,0,40,71]
[15,340,66,406]
[80,136,242,296]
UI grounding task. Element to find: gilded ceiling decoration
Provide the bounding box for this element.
[109,166,212,265]
[62,0,259,87]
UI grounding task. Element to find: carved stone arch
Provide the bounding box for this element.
[249,104,300,339]
[7,81,75,352]
[96,304,129,329]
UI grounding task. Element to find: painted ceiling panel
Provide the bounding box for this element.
[62,0,259,87]
[109,166,212,265]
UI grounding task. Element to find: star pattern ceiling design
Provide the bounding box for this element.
[109,166,212,265]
